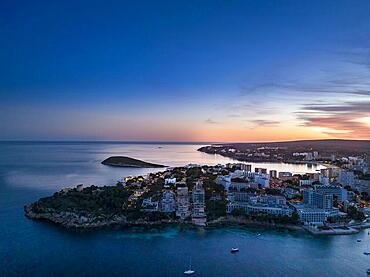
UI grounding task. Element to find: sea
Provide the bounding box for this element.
[0,141,369,277]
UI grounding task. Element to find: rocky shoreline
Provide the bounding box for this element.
[24,204,181,229]
[24,204,303,232]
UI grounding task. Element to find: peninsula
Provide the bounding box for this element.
[25,155,370,234]
[101,156,166,168]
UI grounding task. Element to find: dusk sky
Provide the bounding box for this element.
[1,0,370,142]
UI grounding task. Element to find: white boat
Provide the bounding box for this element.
[184,258,195,275]
[231,247,239,253]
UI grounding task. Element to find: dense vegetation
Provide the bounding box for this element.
[31,185,130,216]
[101,156,165,168]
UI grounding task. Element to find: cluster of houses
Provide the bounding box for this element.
[136,177,206,226]
[120,153,369,227]
[215,158,369,226]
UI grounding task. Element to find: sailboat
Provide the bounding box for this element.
[230,247,239,253]
[184,257,195,275]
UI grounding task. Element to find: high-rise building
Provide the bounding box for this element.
[314,185,348,202]
[303,189,333,210]
[160,191,176,212]
[192,181,206,226]
[176,187,190,220]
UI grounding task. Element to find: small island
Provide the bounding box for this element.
[101,156,166,168]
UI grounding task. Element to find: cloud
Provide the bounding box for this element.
[248,119,280,127]
[205,118,220,124]
[239,47,370,138]
[239,47,370,98]
[297,101,370,137]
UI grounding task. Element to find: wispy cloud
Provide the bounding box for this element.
[205,118,220,124]
[248,119,280,127]
[235,47,370,138]
[297,101,370,137]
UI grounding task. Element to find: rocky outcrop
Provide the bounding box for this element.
[24,204,179,229]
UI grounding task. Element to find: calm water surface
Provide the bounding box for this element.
[0,142,368,276]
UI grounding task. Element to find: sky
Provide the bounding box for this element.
[1,0,370,142]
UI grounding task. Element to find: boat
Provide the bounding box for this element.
[357,239,362,242]
[184,270,195,275]
[230,247,239,253]
[367,268,370,274]
[184,258,195,275]
[257,233,261,237]
[363,252,370,255]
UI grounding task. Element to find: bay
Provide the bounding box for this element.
[0,142,367,277]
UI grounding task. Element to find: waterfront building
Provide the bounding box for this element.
[192,181,206,226]
[296,207,327,223]
[226,194,292,216]
[76,184,84,192]
[303,189,333,210]
[141,197,159,212]
[297,188,342,224]
[292,203,339,224]
[314,185,348,203]
[176,187,190,220]
[160,191,176,212]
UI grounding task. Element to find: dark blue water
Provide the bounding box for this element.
[0,142,368,276]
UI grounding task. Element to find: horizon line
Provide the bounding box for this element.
[1,138,370,144]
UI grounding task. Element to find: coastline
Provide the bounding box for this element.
[24,204,304,233]
[197,148,321,165]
